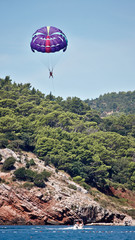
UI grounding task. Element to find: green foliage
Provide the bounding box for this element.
[1,77,135,191]
[0,99,17,109]
[0,116,21,134]
[23,182,34,190]
[68,184,77,190]
[29,159,36,166]
[2,157,16,171]
[80,182,91,191]
[14,167,50,188]
[14,168,36,181]
[34,174,46,188]
[25,169,36,181]
[126,209,135,219]
[0,136,8,148]
[25,159,36,168]
[85,91,135,116]
[7,140,24,151]
[14,167,27,180]
[43,155,51,166]
[41,170,51,180]
[59,97,91,115]
[73,176,85,183]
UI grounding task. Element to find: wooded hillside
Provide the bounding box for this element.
[85,91,135,116]
[0,76,135,192]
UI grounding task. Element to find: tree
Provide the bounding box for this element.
[45,92,55,101]
[2,157,16,171]
[61,97,90,115]
[35,137,56,157]
[0,99,17,109]
[0,116,21,134]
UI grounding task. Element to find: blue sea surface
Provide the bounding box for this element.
[0,225,135,240]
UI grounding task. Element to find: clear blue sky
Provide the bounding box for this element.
[0,0,135,99]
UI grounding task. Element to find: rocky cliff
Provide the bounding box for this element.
[0,148,133,225]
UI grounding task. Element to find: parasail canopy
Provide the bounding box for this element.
[30,26,68,53]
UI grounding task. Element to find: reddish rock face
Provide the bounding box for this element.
[0,149,133,225]
[110,186,135,208]
[0,183,129,225]
[0,184,75,225]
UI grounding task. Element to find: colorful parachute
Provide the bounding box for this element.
[30,26,68,53]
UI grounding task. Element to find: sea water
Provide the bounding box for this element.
[0,225,135,240]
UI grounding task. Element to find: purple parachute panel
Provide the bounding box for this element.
[30,26,68,53]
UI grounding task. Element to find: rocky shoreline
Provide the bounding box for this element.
[0,148,134,226]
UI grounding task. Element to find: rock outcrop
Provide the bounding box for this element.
[0,183,128,225]
[0,148,133,225]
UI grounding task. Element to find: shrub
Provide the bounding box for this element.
[23,182,34,190]
[80,182,90,191]
[34,174,46,188]
[25,169,36,182]
[41,170,51,181]
[73,176,85,183]
[14,168,36,181]
[126,209,135,219]
[68,184,77,190]
[29,159,36,166]
[14,167,26,180]
[2,157,16,171]
[25,159,36,169]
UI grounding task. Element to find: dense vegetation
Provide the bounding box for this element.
[85,91,135,116]
[14,167,51,188]
[0,76,135,191]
